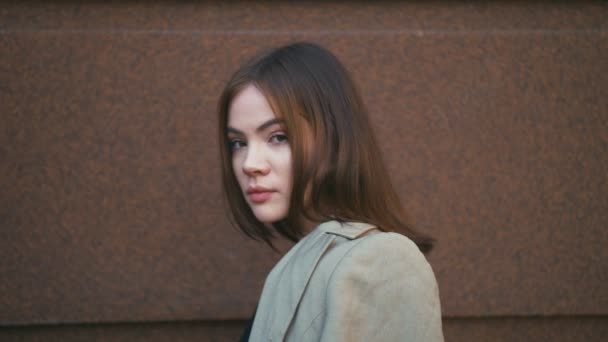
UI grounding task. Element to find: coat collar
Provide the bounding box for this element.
[256,220,377,340]
[321,221,377,239]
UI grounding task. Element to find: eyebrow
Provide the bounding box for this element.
[227,118,284,135]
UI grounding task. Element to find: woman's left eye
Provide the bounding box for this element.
[269,133,288,144]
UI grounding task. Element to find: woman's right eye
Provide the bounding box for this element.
[228,139,246,151]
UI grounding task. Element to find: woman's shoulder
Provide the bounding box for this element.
[317,221,444,341]
[322,221,425,258]
[318,220,433,277]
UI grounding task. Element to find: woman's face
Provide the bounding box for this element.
[227,84,293,224]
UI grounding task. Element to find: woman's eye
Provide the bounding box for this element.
[269,133,288,144]
[228,139,246,151]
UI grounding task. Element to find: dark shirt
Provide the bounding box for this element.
[239,310,255,342]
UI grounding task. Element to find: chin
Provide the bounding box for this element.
[252,207,288,224]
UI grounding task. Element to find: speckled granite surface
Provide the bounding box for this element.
[1,1,607,340]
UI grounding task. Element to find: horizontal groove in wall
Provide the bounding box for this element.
[2,314,608,329]
[0,29,606,36]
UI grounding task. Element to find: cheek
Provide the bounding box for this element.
[281,149,294,188]
[231,154,245,184]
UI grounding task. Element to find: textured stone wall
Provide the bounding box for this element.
[1,2,607,340]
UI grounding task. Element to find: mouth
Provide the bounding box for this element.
[246,186,276,204]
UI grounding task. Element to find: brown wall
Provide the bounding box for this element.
[1,2,607,341]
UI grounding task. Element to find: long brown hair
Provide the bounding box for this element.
[218,42,434,253]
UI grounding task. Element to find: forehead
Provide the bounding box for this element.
[227,84,278,130]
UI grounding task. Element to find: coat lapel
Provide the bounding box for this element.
[266,223,338,339]
[250,220,378,341]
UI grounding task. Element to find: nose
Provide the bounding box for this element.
[242,143,270,176]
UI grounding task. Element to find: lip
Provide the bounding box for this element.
[247,186,276,204]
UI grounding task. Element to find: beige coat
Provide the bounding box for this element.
[249,220,444,341]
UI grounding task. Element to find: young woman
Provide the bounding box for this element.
[218,42,444,341]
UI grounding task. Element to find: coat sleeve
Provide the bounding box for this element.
[320,233,444,342]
